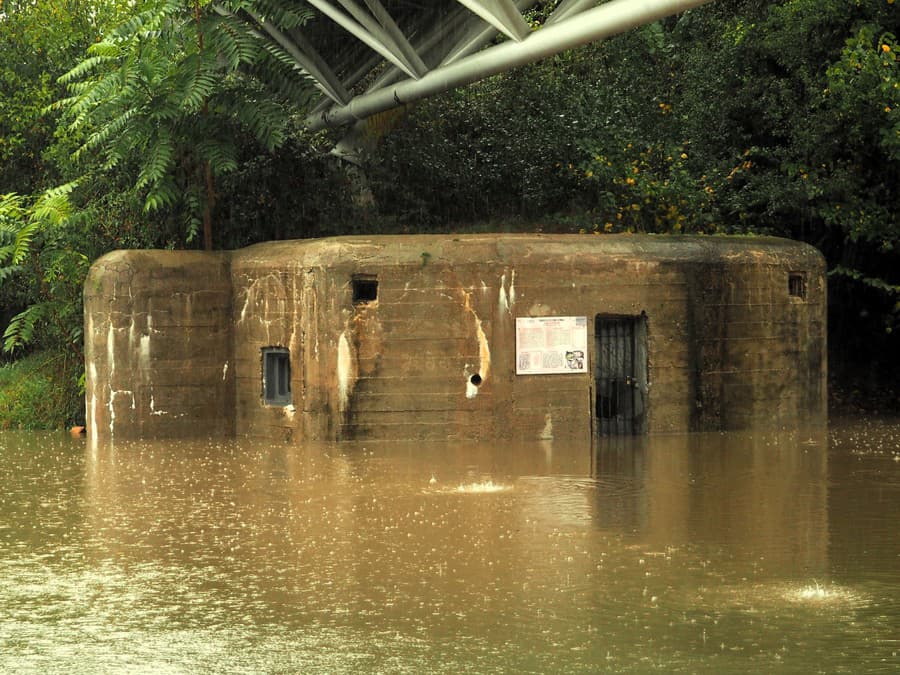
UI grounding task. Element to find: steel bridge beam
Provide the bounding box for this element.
[305,0,714,130]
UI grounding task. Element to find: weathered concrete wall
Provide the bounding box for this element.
[84,250,234,442]
[84,235,826,443]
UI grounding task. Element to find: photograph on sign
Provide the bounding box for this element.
[515,316,588,375]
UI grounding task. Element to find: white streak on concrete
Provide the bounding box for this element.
[399,281,411,301]
[509,269,517,307]
[337,332,356,412]
[498,273,508,314]
[106,324,116,436]
[108,391,116,435]
[466,379,479,399]
[222,362,229,381]
[106,324,116,380]
[108,390,135,432]
[540,412,554,440]
[238,286,252,324]
[304,271,319,358]
[150,393,168,416]
[89,362,98,444]
[139,334,150,372]
[128,317,136,352]
[290,274,298,356]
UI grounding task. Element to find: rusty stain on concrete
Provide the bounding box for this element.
[462,288,491,397]
[83,234,827,443]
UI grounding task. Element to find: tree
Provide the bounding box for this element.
[0,0,324,426]
[54,0,317,250]
[0,0,137,194]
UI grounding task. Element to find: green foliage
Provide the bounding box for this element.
[214,124,365,247]
[0,0,330,426]
[575,143,722,235]
[0,352,81,429]
[53,0,317,247]
[368,50,600,225]
[0,185,90,427]
[0,185,87,355]
[0,0,135,195]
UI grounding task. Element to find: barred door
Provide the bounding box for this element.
[594,315,648,436]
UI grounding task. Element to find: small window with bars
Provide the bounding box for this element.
[262,347,291,405]
[788,272,807,300]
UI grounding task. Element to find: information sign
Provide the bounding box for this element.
[515,316,588,375]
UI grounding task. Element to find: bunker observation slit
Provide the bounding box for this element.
[262,347,291,406]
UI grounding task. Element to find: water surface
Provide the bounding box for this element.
[1,419,898,673]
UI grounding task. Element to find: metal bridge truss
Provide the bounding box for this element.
[219,0,713,141]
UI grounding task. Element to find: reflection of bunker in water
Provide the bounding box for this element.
[84,234,826,443]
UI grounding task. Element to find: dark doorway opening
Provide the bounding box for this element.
[594,314,649,436]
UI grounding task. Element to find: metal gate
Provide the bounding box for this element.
[594,315,649,436]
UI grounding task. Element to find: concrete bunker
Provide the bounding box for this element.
[84,234,826,443]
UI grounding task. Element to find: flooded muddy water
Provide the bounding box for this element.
[1,418,898,673]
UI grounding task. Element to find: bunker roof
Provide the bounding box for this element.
[231,234,825,271]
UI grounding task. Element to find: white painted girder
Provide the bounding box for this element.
[442,0,539,66]
[245,8,351,105]
[304,0,420,79]
[454,0,532,42]
[546,0,601,25]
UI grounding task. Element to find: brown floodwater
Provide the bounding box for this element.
[1,418,898,673]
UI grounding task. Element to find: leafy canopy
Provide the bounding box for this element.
[52,0,317,247]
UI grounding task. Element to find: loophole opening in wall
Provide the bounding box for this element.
[789,272,807,299]
[262,347,291,406]
[470,374,483,386]
[352,275,378,305]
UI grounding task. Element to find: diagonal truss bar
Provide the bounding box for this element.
[333,0,427,77]
[546,0,601,25]
[307,0,715,130]
[454,0,532,42]
[442,0,539,66]
[305,0,420,79]
[287,28,353,103]
[213,5,353,104]
[362,0,429,77]
[244,9,351,104]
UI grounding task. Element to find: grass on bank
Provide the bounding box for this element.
[0,351,82,430]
